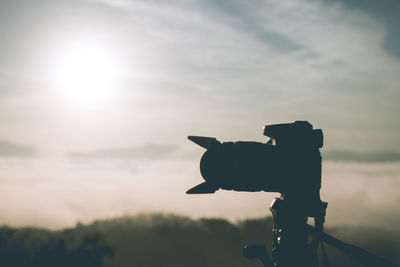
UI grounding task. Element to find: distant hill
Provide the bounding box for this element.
[1,213,399,267]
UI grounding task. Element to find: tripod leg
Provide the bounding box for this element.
[320,241,331,267]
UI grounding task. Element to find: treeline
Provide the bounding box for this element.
[0,226,113,267]
[1,214,399,267]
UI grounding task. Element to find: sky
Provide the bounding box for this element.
[0,0,399,229]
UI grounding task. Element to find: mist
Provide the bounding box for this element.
[1,150,399,231]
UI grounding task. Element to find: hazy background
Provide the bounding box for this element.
[1,0,399,231]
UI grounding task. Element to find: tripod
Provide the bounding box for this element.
[243,194,399,267]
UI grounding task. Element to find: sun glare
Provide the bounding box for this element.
[51,41,120,107]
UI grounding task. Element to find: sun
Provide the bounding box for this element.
[51,40,120,107]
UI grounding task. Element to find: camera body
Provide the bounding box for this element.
[187,121,323,199]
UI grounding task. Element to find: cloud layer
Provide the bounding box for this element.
[323,150,400,162]
[0,155,399,230]
[0,140,36,157]
[69,144,178,160]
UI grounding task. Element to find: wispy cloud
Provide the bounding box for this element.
[70,143,400,163]
[324,150,400,162]
[69,144,178,160]
[0,0,399,153]
[326,0,400,60]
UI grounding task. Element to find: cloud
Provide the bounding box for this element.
[0,140,36,157]
[89,0,305,54]
[198,0,305,54]
[69,144,179,160]
[323,150,400,162]
[326,0,400,60]
[0,0,399,155]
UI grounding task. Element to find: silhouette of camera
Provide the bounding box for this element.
[187,121,323,200]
